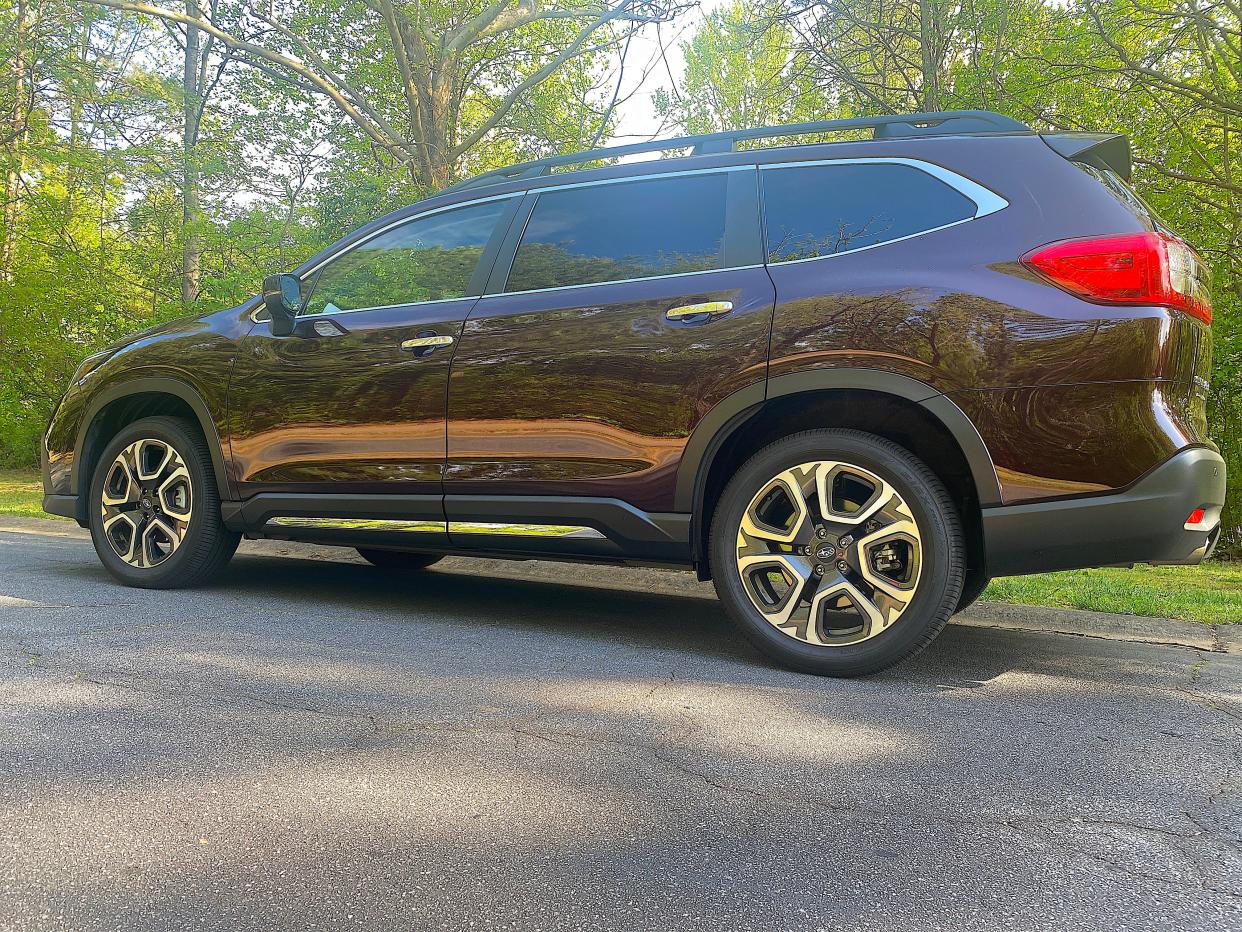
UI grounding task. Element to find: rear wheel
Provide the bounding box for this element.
[710,429,964,676]
[356,548,442,570]
[88,416,239,589]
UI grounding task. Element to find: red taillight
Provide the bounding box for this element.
[1021,232,1212,325]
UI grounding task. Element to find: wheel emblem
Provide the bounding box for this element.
[100,439,193,568]
[735,460,922,646]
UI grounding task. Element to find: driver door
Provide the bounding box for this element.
[230,196,519,502]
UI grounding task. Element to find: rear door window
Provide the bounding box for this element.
[505,172,729,292]
[761,162,976,263]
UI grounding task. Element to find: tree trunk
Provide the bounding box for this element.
[181,0,202,305]
[0,0,30,283]
[918,0,940,112]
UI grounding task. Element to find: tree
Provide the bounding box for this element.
[85,0,694,188]
[654,1,825,134]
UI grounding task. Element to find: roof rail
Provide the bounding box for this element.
[443,110,1028,194]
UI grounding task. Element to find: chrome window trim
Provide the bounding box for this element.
[291,192,522,320]
[494,263,765,299]
[757,156,1007,217]
[268,155,1007,318]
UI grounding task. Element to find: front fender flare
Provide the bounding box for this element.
[71,376,233,520]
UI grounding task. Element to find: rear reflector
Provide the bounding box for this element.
[1187,507,1206,527]
[1021,232,1212,324]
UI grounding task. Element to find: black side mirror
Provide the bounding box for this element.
[262,273,302,336]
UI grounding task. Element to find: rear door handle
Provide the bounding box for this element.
[665,301,733,321]
[401,334,455,353]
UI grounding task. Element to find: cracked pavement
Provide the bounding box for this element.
[0,524,1239,931]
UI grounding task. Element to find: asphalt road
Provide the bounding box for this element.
[0,523,1239,931]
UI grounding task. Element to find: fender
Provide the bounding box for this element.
[71,376,234,516]
[674,368,1002,514]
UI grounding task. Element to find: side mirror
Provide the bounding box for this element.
[262,273,302,336]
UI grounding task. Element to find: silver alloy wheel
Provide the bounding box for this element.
[734,460,923,646]
[99,438,193,568]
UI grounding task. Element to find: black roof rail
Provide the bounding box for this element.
[443,109,1029,194]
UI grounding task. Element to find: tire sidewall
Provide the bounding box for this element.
[710,430,963,676]
[88,418,217,587]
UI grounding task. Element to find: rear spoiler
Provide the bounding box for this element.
[1041,133,1132,181]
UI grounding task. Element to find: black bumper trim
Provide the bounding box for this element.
[983,446,1227,577]
[42,494,78,521]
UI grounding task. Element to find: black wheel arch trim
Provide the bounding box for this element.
[675,369,1003,515]
[71,376,233,524]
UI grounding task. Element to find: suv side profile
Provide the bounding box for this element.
[42,110,1226,676]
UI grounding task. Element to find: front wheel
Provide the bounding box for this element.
[88,416,240,589]
[710,429,964,677]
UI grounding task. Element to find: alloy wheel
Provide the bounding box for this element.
[734,460,923,646]
[99,438,193,568]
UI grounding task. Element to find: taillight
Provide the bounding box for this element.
[1021,232,1212,325]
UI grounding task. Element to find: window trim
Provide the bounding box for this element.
[294,192,522,319]
[281,156,1007,317]
[758,157,1008,267]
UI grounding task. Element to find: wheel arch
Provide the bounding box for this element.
[71,377,232,525]
[678,370,1000,588]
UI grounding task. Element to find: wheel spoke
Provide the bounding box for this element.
[739,468,813,545]
[736,553,814,626]
[102,511,141,565]
[157,466,192,521]
[808,576,888,641]
[101,455,139,508]
[134,439,173,482]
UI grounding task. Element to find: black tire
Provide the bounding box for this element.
[88,416,240,589]
[710,429,964,677]
[954,570,990,614]
[355,548,442,570]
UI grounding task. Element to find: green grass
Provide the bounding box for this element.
[1,468,1237,622]
[0,468,61,520]
[982,563,1242,625]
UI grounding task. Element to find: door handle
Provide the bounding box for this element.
[400,334,455,352]
[665,301,733,321]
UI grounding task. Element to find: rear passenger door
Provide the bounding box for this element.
[444,167,775,518]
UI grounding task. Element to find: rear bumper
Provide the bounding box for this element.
[983,446,1226,577]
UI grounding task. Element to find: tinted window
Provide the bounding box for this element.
[302,199,509,315]
[762,163,976,263]
[506,173,728,292]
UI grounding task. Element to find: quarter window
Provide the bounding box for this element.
[301,199,509,315]
[505,173,729,292]
[761,163,976,263]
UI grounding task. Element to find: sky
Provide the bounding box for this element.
[604,0,728,145]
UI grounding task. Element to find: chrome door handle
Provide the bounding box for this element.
[401,334,455,351]
[665,301,733,321]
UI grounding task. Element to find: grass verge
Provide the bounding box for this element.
[0,468,63,520]
[982,563,1241,625]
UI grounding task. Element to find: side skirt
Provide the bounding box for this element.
[221,493,693,565]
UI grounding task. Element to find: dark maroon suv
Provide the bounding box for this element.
[41,110,1226,675]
